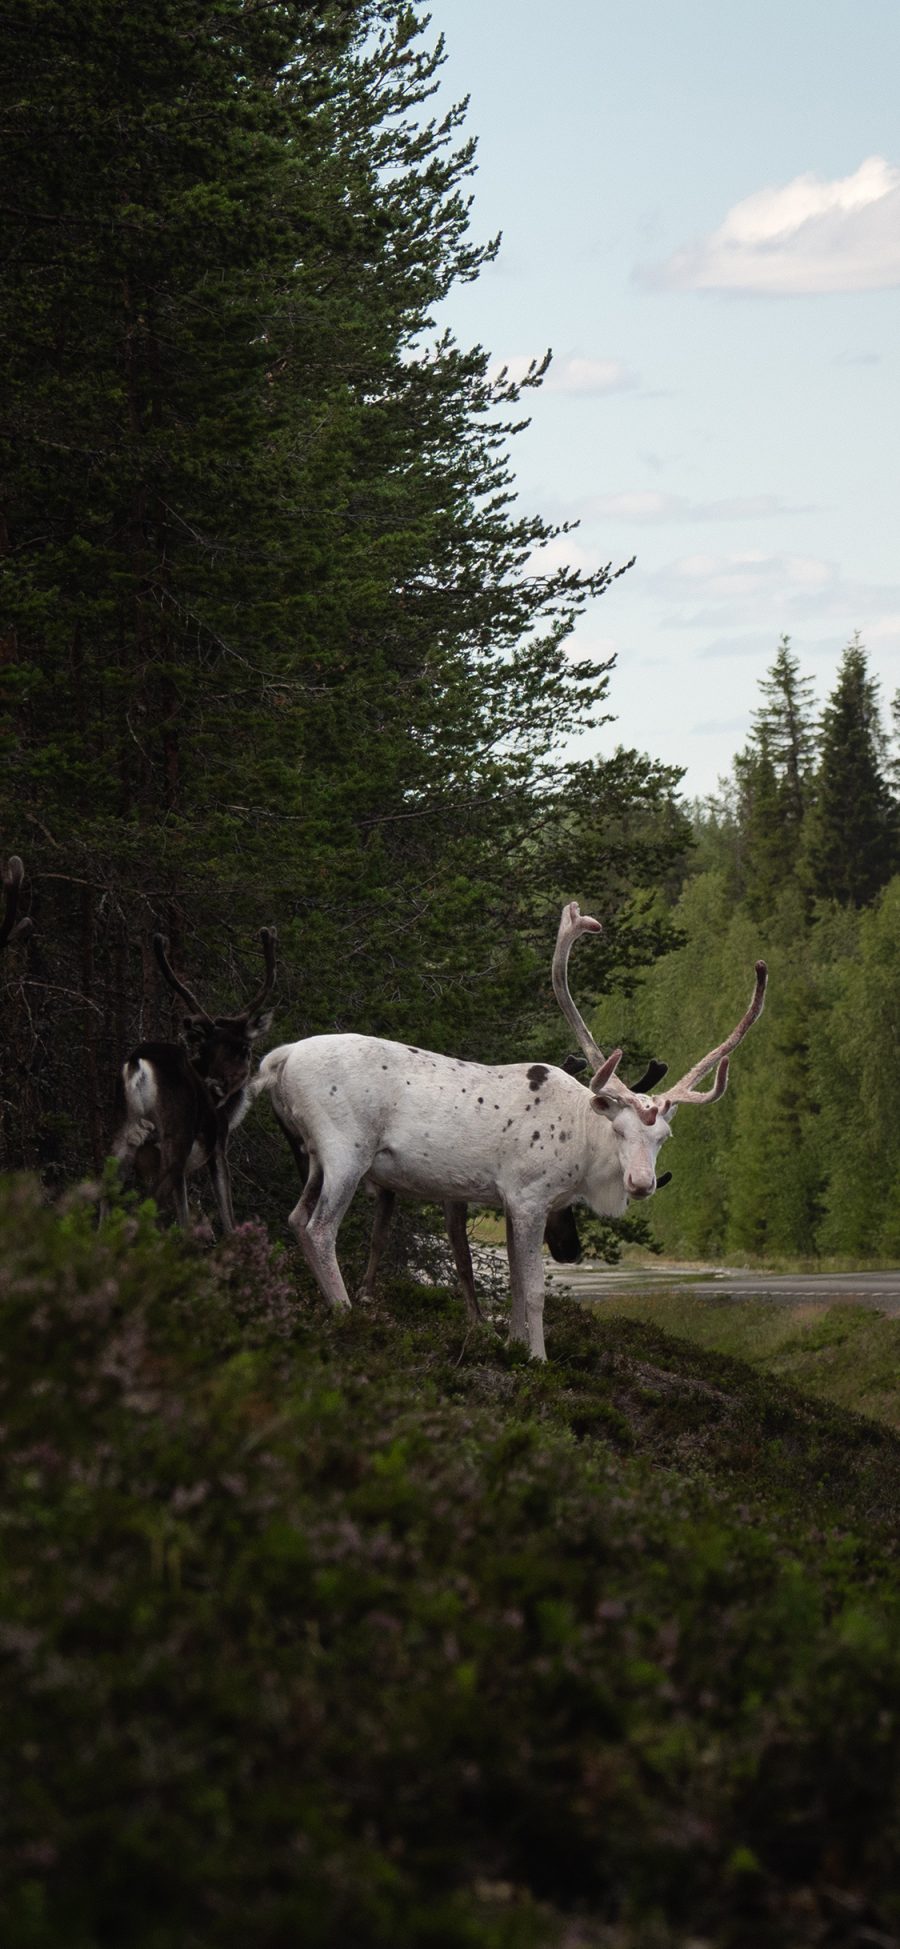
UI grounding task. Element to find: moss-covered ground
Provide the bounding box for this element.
[2,1177,900,1948]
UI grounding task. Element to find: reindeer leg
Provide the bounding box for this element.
[209,1149,236,1235]
[443,1200,484,1325]
[289,1153,322,1232]
[273,1108,309,1184]
[544,1205,582,1264]
[359,1189,395,1303]
[289,1149,358,1315]
[105,1124,134,1208]
[153,1165,190,1229]
[505,1207,548,1362]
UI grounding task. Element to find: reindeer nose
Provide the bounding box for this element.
[626,1177,654,1200]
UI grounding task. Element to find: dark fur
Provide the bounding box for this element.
[109,931,275,1232]
[1,855,32,952]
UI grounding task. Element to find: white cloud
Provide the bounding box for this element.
[586,491,802,524]
[866,612,900,641]
[522,534,601,578]
[653,552,834,606]
[695,634,780,662]
[546,356,638,395]
[489,354,637,394]
[644,156,900,295]
[642,553,900,663]
[691,714,753,735]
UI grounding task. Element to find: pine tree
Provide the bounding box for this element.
[732,735,788,920]
[750,636,816,836]
[805,638,897,909]
[722,639,817,915]
[1,0,652,1182]
[807,885,900,1256]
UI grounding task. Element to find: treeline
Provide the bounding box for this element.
[0,0,688,1195]
[601,638,900,1261]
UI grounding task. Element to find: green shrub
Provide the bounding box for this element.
[2,1177,900,1947]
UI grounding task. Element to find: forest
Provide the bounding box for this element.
[4,9,900,1947]
[601,636,900,1264]
[0,0,688,1222]
[4,3,898,1272]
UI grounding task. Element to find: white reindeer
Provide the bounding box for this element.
[250,904,766,1360]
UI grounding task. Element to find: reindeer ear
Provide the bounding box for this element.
[247,1008,273,1040]
[590,1049,623,1094]
[561,1052,588,1076]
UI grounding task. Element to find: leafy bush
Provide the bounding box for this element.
[2,1177,900,1947]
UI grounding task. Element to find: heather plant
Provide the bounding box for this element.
[2,1176,900,1947]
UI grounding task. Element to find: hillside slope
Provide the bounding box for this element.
[2,1178,899,1948]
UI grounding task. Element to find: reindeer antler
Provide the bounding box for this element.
[155,925,276,1029]
[551,901,605,1068]
[655,962,767,1111]
[153,933,213,1023]
[631,1058,668,1094]
[552,903,658,1126]
[236,926,277,1026]
[1,856,33,952]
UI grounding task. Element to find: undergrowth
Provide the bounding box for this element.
[2,1176,900,1948]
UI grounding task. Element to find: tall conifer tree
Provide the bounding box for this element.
[3,0,674,1178]
[805,638,897,909]
[750,637,816,827]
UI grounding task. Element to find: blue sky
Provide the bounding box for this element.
[432,0,900,795]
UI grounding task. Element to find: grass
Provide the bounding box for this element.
[2,1175,900,1948]
[596,1289,900,1432]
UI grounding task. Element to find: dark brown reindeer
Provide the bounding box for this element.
[110,927,276,1232]
[1,856,33,954]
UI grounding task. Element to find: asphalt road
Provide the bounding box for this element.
[545,1259,900,1317]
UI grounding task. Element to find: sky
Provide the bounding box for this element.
[431,0,900,797]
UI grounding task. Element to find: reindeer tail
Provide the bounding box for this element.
[246,1045,293,1106]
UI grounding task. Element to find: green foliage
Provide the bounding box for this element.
[803,637,897,908]
[807,877,900,1255]
[618,639,900,1263]
[750,635,816,848]
[3,1175,900,1946]
[697,638,817,914]
[0,0,688,1193]
[594,871,762,1259]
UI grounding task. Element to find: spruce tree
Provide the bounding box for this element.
[1,0,655,1183]
[732,736,788,920]
[750,636,816,837]
[805,638,897,909]
[721,639,817,915]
